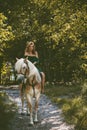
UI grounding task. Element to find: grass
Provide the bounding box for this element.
[45,84,81,101]
[45,83,87,130]
[45,83,82,111]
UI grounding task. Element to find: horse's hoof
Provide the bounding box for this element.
[34,120,40,124]
[28,123,34,126]
[21,112,25,115]
[26,113,30,116]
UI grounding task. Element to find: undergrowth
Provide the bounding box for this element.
[45,81,87,130]
[0,91,17,130]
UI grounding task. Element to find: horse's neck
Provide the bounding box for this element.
[27,60,41,83]
[28,61,36,73]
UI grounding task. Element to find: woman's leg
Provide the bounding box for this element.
[40,72,45,93]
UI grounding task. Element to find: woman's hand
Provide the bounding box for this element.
[33,62,37,65]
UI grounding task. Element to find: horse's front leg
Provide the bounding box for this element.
[19,84,24,114]
[26,101,30,115]
[34,100,39,122]
[26,88,34,125]
[34,84,41,123]
[21,92,24,114]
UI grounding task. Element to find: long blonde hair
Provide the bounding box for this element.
[25,41,36,55]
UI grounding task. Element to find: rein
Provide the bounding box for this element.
[16,58,37,98]
[18,60,30,78]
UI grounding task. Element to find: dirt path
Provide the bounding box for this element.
[1,85,74,130]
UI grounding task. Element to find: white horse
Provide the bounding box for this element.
[15,58,41,125]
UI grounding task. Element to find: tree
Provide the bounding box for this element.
[0,0,86,82]
[0,13,14,83]
[0,13,14,56]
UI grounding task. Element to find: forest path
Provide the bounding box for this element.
[0,85,74,130]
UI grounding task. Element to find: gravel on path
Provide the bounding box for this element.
[1,85,74,130]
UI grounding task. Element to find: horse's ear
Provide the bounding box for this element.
[24,57,28,63]
[25,57,28,60]
[16,57,19,61]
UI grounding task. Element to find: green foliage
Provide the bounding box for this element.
[0,13,14,56]
[62,97,83,122]
[1,62,12,84]
[75,111,87,130]
[45,84,81,98]
[0,0,87,82]
[61,81,87,129]
[62,97,87,130]
[45,83,87,129]
[81,80,87,98]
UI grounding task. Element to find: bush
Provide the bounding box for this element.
[62,96,87,130]
[75,111,87,130]
[81,81,87,97]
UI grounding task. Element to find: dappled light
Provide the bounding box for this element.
[0,0,87,129]
[0,91,17,130]
[0,86,74,130]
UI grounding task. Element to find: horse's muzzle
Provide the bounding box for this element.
[16,74,25,84]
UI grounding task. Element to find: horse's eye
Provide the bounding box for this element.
[23,67,26,69]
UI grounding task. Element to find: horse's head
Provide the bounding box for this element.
[15,58,29,83]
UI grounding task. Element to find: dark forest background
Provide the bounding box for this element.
[0,0,87,84]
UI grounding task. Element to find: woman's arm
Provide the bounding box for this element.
[33,51,39,65]
[33,62,37,65]
[24,51,28,56]
[35,51,39,58]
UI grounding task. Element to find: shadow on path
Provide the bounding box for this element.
[0,85,74,130]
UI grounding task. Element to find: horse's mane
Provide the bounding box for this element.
[15,58,41,83]
[15,58,34,72]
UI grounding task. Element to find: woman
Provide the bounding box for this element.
[24,41,45,93]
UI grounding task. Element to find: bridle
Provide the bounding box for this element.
[17,59,30,78]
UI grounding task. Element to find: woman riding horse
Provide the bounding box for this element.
[15,58,41,125]
[24,41,45,93]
